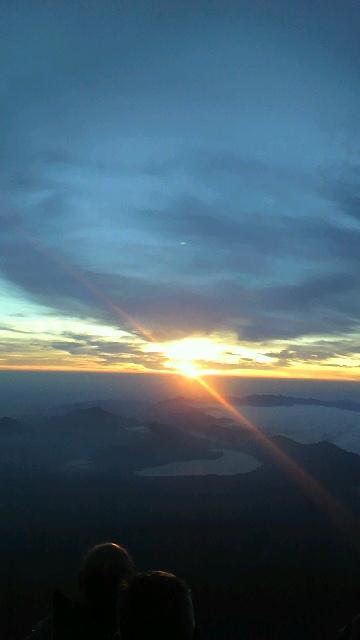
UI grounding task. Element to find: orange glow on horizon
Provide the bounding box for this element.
[2,363,360,382]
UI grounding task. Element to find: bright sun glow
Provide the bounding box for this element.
[176,361,201,378]
[144,334,273,376]
[161,337,224,361]
[138,333,360,380]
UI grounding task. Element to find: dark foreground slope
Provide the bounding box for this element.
[2,403,360,639]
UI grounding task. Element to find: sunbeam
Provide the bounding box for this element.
[195,375,351,528]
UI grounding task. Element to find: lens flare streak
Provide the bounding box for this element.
[196,376,349,524]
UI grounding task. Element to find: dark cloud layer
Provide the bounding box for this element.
[2,225,360,343]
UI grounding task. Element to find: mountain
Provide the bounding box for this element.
[242,434,360,488]
[147,420,221,458]
[3,397,360,640]
[60,406,138,429]
[4,397,360,486]
[0,417,24,434]
[0,404,221,476]
[51,397,151,419]
[65,406,118,421]
[151,396,239,446]
[233,393,360,412]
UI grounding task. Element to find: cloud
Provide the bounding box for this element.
[331,182,360,222]
[2,197,360,344]
[323,162,360,221]
[1,0,360,363]
[266,338,360,366]
[0,324,32,335]
[0,230,224,337]
[50,334,165,369]
[137,197,241,244]
[133,193,360,270]
[2,223,360,344]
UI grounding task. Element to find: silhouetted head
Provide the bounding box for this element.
[117,571,196,640]
[79,542,134,613]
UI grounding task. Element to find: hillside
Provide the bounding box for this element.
[2,397,360,639]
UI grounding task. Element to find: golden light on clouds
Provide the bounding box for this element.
[144,334,274,376]
[2,301,360,381]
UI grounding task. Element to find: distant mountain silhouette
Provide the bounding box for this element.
[153,396,233,429]
[0,402,219,475]
[233,394,360,412]
[147,420,221,459]
[3,398,360,487]
[51,400,108,414]
[66,406,112,417]
[50,393,360,420]
[242,434,360,487]
[64,406,123,424]
[148,397,251,451]
[56,406,141,435]
[0,417,23,433]
[52,397,150,419]
[154,395,192,409]
[149,398,360,487]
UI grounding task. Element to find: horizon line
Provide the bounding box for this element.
[0,364,360,383]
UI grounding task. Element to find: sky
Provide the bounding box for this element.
[1,1,360,380]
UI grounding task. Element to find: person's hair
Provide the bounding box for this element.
[79,542,135,608]
[117,570,195,640]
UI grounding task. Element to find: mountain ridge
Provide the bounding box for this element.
[232,393,360,412]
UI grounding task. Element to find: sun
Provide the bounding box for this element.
[176,362,201,379]
[144,335,235,377]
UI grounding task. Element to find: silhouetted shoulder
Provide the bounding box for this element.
[118,571,196,640]
[338,614,360,640]
[24,615,52,640]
